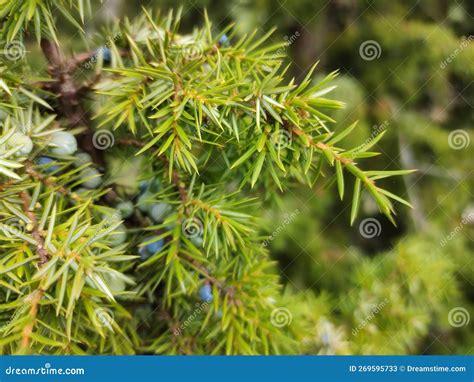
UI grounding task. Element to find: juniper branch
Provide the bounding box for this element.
[19,191,49,265]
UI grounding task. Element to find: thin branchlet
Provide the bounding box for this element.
[19,191,49,265]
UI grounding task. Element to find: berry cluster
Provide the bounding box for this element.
[107,178,173,261]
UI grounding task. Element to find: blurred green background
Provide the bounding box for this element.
[48,0,473,354]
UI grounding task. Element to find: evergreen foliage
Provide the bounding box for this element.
[1,0,471,356]
[0,2,410,355]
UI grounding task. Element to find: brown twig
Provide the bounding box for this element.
[20,289,44,350]
[19,191,49,265]
[185,256,223,288]
[0,179,16,192]
[117,138,145,147]
[40,38,104,167]
[24,161,67,194]
[171,169,188,204]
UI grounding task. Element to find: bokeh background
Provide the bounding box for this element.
[42,0,473,354]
